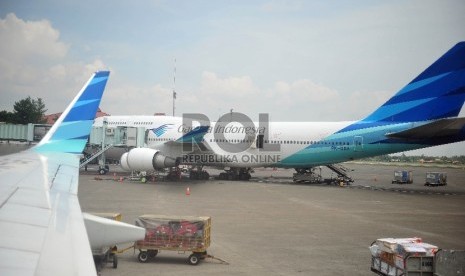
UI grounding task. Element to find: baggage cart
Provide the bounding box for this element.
[134,215,212,265]
[369,238,437,276]
[371,254,434,275]
[391,170,413,184]
[424,172,447,186]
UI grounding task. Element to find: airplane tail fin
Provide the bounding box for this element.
[34,71,110,154]
[362,42,465,124]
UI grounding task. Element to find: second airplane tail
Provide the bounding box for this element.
[362,42,465,124]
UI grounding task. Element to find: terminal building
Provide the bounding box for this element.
[0,110,146,174]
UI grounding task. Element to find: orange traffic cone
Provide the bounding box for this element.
[186,187,191,196]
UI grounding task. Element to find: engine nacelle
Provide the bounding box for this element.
[120,148,179,171]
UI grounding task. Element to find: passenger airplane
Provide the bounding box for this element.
[94,42,465,180]
[0,71,145,275]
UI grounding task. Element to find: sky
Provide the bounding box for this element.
[1,0,465,156]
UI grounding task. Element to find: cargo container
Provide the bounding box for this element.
[370,238,465,276]
[425,172,447,186]
[370,238,437,276]
[391,170,413,184]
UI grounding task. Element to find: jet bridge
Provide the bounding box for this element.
[83,123,146,174]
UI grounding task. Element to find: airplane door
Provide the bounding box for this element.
[145,129,150,144]
[353,136,363,152]
[126,127,137,147]
[256,134,264,149]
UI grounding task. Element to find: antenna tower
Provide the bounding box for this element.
[172,58,176,116]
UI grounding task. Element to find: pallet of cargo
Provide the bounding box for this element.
[134,215,213,265]
[369,237,465,275]
[370,237,437,276]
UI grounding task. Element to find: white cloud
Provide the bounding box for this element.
[0,13,107,113]
[200,71,258,97]
[0,13,68,62]
[102,83,173,116]
[169,71,347,121]
[272,79,338,102]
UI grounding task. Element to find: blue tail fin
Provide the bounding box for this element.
[363,42,465,123]
[34,71,110,154]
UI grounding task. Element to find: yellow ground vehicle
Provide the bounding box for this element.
[134,215,211,265]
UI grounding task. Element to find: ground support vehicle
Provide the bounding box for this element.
[370,238,437,276]
[370,240,465,276]
[425,172,447,186]
[134,215,213,265]
[391,170,413,184]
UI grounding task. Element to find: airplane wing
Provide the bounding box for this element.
[0,71,110,276]
[386,117,465,140]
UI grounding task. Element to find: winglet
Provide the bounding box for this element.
[34,71,110,154]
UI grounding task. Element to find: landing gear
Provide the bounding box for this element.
[189,166,210,180]
[166,167,182,181]
[292,167,323,183]
[189,170,210,180]
[218,168,251,181]
[98,165,110,175]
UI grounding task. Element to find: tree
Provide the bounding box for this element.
[12,96,47,124]
[0,110,15,123]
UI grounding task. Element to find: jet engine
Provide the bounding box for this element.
[120,148,180,171]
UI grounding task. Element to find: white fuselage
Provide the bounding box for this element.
[94,115,358,168]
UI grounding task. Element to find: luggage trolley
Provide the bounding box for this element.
[134,215,212,265]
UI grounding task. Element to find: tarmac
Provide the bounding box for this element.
[78,163,465,276]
